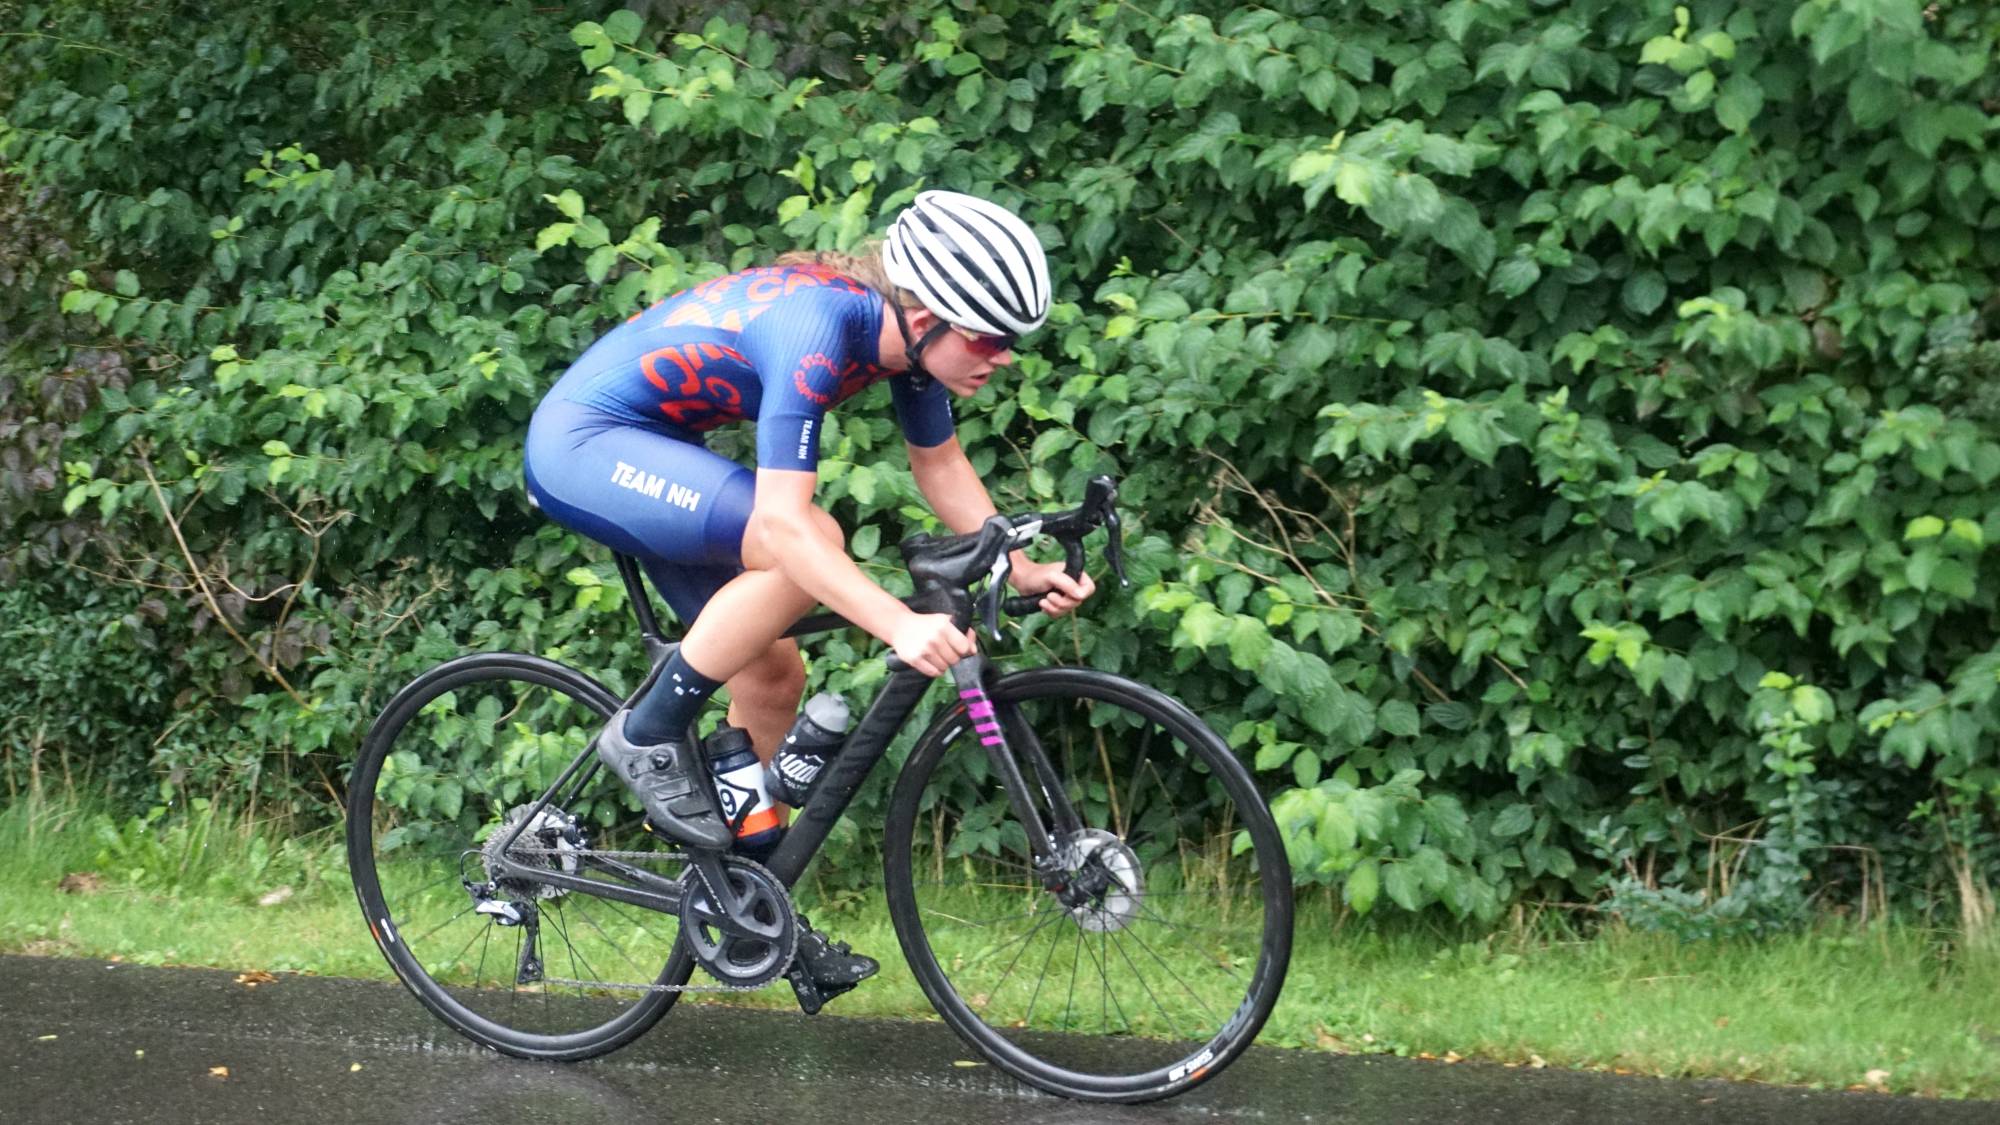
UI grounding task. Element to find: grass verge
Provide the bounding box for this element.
[3,793,1995,1098]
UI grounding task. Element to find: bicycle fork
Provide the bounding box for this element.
[950,658,1084,892]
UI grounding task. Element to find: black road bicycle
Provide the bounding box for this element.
[345,477,1293,1103]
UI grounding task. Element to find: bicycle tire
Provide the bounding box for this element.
[883,667,1292,1102]
[346,651,695,1060]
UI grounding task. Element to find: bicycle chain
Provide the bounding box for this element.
[503,843,791,995]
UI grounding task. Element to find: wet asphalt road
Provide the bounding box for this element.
[0,955,1993,1125]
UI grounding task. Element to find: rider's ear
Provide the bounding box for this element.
[902,304,937,333]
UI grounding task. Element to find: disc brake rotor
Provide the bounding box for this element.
[1059,828,1146,933]
[481,804,584,901]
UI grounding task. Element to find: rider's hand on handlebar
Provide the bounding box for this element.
[1008,559,1096,618]
[891,612,978,678]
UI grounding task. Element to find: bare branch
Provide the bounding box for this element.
[138,449,313,710]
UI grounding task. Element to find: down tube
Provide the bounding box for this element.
[762,667,936,887]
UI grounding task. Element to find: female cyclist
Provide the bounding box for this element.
[522,190,1095,1011]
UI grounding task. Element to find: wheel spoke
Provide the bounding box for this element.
[970,902,1073,1017]
[918,902,1047,930]
[1105,927,1186,1040]
[1115,920,1223,1028]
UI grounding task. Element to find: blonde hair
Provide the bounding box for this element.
[773,239,921,308]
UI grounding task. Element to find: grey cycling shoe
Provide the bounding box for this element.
[596,709,732,850]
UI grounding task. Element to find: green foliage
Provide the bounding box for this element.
[88,796,347,904]
[3,0,1999,924]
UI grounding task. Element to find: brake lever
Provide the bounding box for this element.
[1105,509,1128,587]
[981,548,1013,640]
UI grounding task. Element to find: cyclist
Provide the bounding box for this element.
[523,190,1096,1011]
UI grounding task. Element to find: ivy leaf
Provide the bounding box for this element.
[1715,72,1765,133]
[1904,516,1945,540]
[1344,859,1380,915]
[1623,271,1667,315]
[1378,699,1421,738]
[1491,803,1535,838]
[602,9,643,46]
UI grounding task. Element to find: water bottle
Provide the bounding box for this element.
[703,724,783,861]
[766,693,851,807]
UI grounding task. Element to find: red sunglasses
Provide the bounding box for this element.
[952,324,1018,359]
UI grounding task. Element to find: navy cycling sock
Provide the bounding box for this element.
[625,652,723,745]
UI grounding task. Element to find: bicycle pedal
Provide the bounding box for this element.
[786,967,857,1016]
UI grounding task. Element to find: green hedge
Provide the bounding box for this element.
[3,0,1998,929]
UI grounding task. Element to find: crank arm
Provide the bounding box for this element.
[684,852,787,943]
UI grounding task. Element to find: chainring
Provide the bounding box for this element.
[677,856,798,989]
[481,804,585,901]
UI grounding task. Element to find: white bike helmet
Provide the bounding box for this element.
[882,190,1050,339]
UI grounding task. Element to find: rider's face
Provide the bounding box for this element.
[908,312,1015,397]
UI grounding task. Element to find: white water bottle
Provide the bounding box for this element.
[704,724,782,859]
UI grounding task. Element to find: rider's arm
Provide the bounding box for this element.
[908,436,1095,614]
[907,435,1002,534]
[747,468,915,642]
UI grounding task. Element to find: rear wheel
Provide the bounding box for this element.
[883,667,1292,1102]
[346,652,695,1060]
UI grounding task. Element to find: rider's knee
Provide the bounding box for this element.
[733,641,807,704]
[743,505,844,572]
[808,506,844,549]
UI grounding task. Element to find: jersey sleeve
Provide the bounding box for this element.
[891,372,956,448]
[736,290,857,472]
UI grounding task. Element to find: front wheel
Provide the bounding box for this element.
[883,668,1293,1102]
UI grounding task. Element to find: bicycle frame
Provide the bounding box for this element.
[486,553,1072,914]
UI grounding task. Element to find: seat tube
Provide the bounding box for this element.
[950,657,1058,865]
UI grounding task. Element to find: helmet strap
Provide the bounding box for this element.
[891,301,953,383]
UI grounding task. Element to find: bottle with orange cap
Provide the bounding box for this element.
[703,725,784,862]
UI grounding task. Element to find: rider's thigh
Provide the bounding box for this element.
[524,399,753,567]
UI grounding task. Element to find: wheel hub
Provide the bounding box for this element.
[481,804,585,901]
[1054,829,1145,933]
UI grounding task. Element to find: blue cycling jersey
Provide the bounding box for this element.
[548,264,955,471]
[526,263,956,624]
